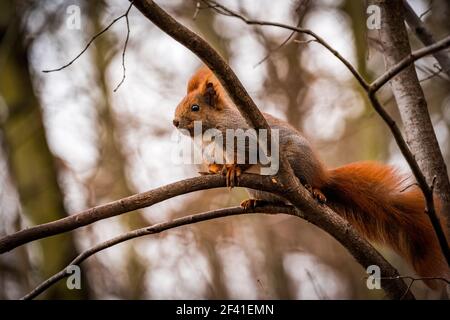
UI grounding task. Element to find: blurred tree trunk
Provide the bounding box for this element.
[0,1,88,299]
[373,0,450,232]
[342,0,389,162]
[85,0,147,299]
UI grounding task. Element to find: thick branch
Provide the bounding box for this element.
[4,168,413,299]
[403,0,450,79]
[0,174,272,253]
[131,0,269,131]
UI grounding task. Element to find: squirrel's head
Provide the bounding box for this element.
[173,66,229,136]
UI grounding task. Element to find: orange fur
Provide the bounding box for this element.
[323,162,449,288]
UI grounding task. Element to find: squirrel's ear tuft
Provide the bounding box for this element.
[187,66,212,93]
[203,82,217,107]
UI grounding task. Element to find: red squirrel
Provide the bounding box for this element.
[173,66,449,289]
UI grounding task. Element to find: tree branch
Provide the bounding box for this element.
[369,34,450,93]
[21,205,299,300]
[131,0,269,131]
[200,0,370,90]
[0,174,273,253]
[42,2,134,92]
[402,0,450,79]
[113,2,132,92]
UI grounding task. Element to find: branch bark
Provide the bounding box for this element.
[0,174,267,253]
[131,0,269,131]
[3,171,414,299]
[373,0,450,240]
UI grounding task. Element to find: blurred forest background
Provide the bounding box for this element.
[0,0,449,299]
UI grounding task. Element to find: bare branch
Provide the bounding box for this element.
[0,174,272,253]
[369,34,450,93]
[43,2,134,92]
[21,205,299,300]
[252,0,311,67]
[113,4,132,92]
[200,0,369,91]
[2,167,414,299]
[403,0,450,78]
[379,275,450,299]
[380,275,450,286]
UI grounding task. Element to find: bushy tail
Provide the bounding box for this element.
[322,161,449,289]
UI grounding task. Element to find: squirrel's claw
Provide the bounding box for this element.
[222,164,241,188]
[312,188,327,203]
[304,183,326,203]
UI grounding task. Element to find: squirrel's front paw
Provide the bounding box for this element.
[221,164,242,188]
[208,163,223,174]
[199,163,224,175]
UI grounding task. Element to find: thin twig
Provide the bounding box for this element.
[43,1,134,93]
[113,3,132,92]
[380,275,450,285]
[369,35,450,92]
[200,0,369,90]
[253,0,311,67]
[403,0,450,78]
[399,182,419,193]
[294,39,317,45]
[417,63,446,82]
[419,6,432,20]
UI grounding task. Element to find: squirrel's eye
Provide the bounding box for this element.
[191,104,200,112]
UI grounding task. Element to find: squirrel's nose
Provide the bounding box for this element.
[173,119,180,128]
